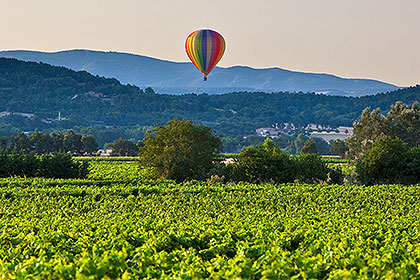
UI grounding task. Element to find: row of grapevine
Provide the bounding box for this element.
[1,167,420,278]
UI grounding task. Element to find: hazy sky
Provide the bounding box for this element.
[1,0,420,86]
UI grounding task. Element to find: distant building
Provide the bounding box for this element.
[256,127,291,137]
[85,91,105,98]
[256,122,353,141]
[0,111,34,119]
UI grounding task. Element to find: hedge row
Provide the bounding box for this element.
[0,152,88,179]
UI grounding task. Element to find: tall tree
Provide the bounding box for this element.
[139,118,221,181]
[329,139,349,158]
[294,133,309,154]
[81,135,98,155]
[347,101,420,159]
[63,130,84,155]
[11,133,32,154]
[106,138,138,156]
[301,139,318,154]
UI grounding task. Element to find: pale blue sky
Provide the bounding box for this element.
[1,0,420,86]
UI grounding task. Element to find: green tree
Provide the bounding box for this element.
[106,138,138,156]
[294,133,309,154]
[230,138,296,183]
[30,130,54,154]
[81,135,98,155]
[301,139,318,154]
[311,137,331,155]
[52,133,65,153]
[347,101,420,159]
[0,136,8,151]
[11,133,32,154]
[139,118,221,182]
[64,130,84,155]
[356,136,410,185]
[329,139,349,158]
[296,153,329,183]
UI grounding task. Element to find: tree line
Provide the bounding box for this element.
[0,130,98,155]
[137,100,420,185]
[2,57,420,138]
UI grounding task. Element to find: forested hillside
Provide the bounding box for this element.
[0,49,398,95]
[1,58,419,138]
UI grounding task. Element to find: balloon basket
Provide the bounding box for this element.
[203,76,207,81]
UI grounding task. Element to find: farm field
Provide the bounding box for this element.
[0,159,420,279]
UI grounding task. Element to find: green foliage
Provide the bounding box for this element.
[86,159,150,182]
[2,58,420,138]
[294,133,309,154]
[139,118,222,182]
[0,136,8,151]
[73,125,150,148]
[1,174,420,278]
[230,139,296,183]
[222,134,296,154]
[9,130,98,155]
[311,137,331,155]
[356,136,415,185]
[105,138,139,156]
[347,101,420,159]
[39,153,89,179]
[296,153,329,183]
[329,139,349,158]
[301,139,318,154]
[0,152,88,179]
[11,132,32,153]
[230,139,328,184]
[81,135,99,155]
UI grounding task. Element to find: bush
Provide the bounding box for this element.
[407,146,420,179]
[327,167,345,185]
[296,154,329,183]
[39,153,89,179]
[0,152,88,179]
[230,139,296,184]
[229,140,331,184]
[8,153,40,177]
[356,136,410,185]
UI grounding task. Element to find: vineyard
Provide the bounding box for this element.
[1,159,420,279]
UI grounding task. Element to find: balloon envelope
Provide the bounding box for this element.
[185,29,225,79]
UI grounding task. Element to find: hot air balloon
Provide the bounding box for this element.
[185,29,225,81]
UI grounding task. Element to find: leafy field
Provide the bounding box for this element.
[1,160,420,279]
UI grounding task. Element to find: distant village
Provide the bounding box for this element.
[256,123,353,142]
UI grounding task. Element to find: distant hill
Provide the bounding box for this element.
[0,49,399,96]
[1,57,419,141]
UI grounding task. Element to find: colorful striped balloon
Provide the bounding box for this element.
[185,29,225,81]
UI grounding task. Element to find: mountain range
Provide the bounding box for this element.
[0,49,399,96]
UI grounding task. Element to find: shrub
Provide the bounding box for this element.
[356,136,410,185]
[39,153,89,179]
[230,139,296,183]
[327,167,345,185]
[296,153,329,183]
[0,152,88,179]
[407,146,420,180]
[9,153,40,177]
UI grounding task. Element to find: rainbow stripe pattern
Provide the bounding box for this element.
[185,29,225,79]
